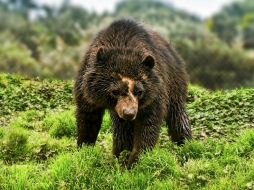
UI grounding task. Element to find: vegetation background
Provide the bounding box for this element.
[0,0,254,89]
[0,0,253,189]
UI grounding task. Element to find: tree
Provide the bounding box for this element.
[209,0,254,48]
[4,0,38,18]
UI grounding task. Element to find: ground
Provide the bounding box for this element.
[0,73,253,190]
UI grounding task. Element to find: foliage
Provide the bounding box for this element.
[187,85,254,140]
[114,0,204,41]
[209,0,254,48]
[0,109,76,164]
[0,0,254,187]
[241,13,254,48]
[188,87,254,126]
[9,110,44,130]
[0,75,254,189]
[176,37,254,89]
[0,129,253,189]
[43,109,76,138]
[0,39,39,76]
[0,0,254,89]
[1,74,253,137]
[0,8,42,59]
[39,39,80,79]
[0,73,73,115]
[0,127,29,163]
[38,4,96,46]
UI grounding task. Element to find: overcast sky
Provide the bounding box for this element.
[40,0,237,18]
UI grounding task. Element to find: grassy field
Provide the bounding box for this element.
[0,73,254,190]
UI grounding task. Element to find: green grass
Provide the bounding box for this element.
[0,73,254,190]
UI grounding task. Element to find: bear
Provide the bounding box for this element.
[74,19,192,168]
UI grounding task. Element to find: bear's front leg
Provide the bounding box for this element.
[76,106,104,147]
[111,113,134,158]
[127,123,160,169]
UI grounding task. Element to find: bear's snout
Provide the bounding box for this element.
[115,95,138,121]
[122,107,137,120]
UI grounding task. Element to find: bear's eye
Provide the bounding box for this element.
[134,89,143,97]
[111,90,120,97]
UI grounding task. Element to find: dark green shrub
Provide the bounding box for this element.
[0,40,39,77]
[187,88,254,138]
[48,147,110,189]
[43,109,76,138]
[5,128,28,151]
[0,127,29,163]
[40,42,80,79]
[133,148,179,179]
[208,0,254,48]
[224,130,254,158]
[177,141,205,162]
[9,110,45,130]
[29,134,74,161]
[182,159,222,189]
[0,128,4,139]
[176,38,254,89]
[0,74,73,115]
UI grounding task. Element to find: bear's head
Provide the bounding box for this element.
[86,47,160,120]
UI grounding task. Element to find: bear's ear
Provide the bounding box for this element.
[96,47,105,63]
[141,55,155,70]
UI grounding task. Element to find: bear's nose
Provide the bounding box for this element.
[123,108,136,120]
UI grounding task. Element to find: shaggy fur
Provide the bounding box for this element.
[74,19,192,168]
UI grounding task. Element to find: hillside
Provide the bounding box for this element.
[112,0,205,41]
[209,0,254,48]
[0,74,254,189]
[1,0,254,90]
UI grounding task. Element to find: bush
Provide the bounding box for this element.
[0,128,4,139]
[40,39,80,79]
[48,147,110,189]
[9,110,43,130]
[176,38,254,89]
[0,74,73,115]
[43,109,76,138]
[187,88,254,138]
[177,141,205,162]
[0,126,75,163]
[182,159,222,189]
[0,127,29,163]
[0,40,39,77]
[28,132,75,161]
[133,148,179,179]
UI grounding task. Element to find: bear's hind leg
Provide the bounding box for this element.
[166,99,192,145]
[76,107,104,147]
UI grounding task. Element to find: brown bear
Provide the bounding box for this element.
[74,19,192,168]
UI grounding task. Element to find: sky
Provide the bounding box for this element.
[40,0,237,19]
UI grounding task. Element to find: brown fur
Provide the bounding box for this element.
[74,19,192,169]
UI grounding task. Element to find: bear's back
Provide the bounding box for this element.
[98,20,182,66]
[96,20,154,50]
